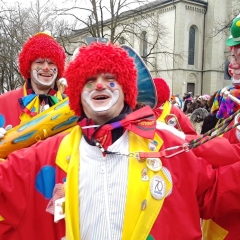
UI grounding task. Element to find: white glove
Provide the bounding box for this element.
[0,128,6,139]
[0,125,12,139]
[58,78,68,87]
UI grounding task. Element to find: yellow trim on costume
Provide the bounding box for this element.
[0,215,4,221]
[55,126,172,240]
[202,219,228,240]
[56,126,82,240]
[157,101,171,123]
[122,132,172,240]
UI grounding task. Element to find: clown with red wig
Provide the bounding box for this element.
[0,32,66,131]
[202,14,240,240]
[1,42,240,240]
[0,31,67,239]
[153,77,196,135]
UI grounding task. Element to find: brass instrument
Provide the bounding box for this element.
[0,98,79,159]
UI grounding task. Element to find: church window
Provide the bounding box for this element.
[188,27,195,65]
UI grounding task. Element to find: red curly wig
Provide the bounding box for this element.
[153,78,170,108]
[18,32,66,80]
[65,43,138,116]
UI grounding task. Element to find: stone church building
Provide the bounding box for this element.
[64,0,237,97]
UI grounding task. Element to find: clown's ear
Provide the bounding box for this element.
[121,45,157,109]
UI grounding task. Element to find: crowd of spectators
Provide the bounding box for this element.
[170,92,218,134]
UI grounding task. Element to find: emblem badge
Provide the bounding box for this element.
[150,175,166,200]
[148,140,158,151]
[146,158,162,172]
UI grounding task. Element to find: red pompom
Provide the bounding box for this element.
[153,78,170,107]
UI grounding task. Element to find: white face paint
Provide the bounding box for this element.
[230,46,240,84]
[82,89,120,112]
[81,73,125,125]
[32,69,58,86]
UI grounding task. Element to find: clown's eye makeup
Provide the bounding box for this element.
[110,82,115,87]
[86,83,92,89]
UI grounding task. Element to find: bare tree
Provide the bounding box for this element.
[0,0,69,92]
[55,0,171,68]
[0,2,25,93]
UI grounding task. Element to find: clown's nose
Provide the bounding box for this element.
[96,83,103,90]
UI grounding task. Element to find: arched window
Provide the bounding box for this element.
[188,27,195,65]
[140,31,148,63]
[119,37,125,45]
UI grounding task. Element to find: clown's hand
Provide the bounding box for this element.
[220,87,229,97]
[58,78,68,94]
[0,125,12,139]
[59,78,68,87]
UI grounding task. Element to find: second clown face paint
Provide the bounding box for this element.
[81,73,125,125]
[30,58,58,90]
[229,46,240,87]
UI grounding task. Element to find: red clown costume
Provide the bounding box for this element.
[153,77,196,135]
[1,43,240,240]
[0,32,66,128]
[0,32,66,239]
[201,15,240,240]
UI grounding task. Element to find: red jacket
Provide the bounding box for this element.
[197,119,240,240]
[0,88,24,128]
[0,133,67,240]
[1,126,240,239]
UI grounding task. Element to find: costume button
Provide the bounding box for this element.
[146,158,162,172]
[148,140,158,151]
[66,156,71,163]
[141,199,147,211]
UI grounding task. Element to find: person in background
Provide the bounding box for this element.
[0,31,66,239]
[170,94,181,109]
[1,43,240,239]
[201,91,218,134]
[183,92,192,113]
[202,14,240,240]
[175,93,183,109]
[0,32,66,133]
[153,78,196,135]
[199,95,210,112]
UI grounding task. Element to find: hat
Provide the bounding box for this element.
[153,78,170,108]
[18,32,66,80]
[202,94,210,101]
[64,42,138,116]
[226,14,240,46]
